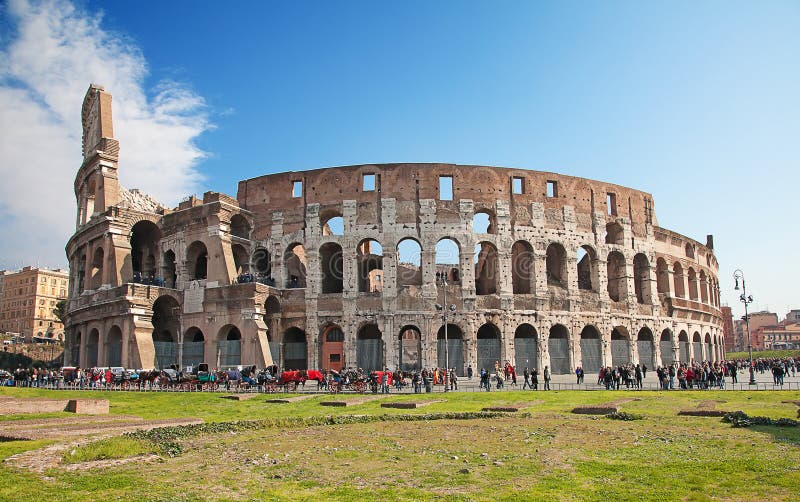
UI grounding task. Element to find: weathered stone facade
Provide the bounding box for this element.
[64,85,724,374]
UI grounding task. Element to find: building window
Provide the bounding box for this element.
[292,180,303,198]
[607,193,617,216]
[363,173,376,191]
[439,176,453,201]
[546,180,558,198]
[512,177,524,195]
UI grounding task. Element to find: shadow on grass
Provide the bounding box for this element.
[749,425,800,446]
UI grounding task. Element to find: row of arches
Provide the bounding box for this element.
[656,258,720,307]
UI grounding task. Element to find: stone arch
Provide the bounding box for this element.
[548,324,570,374]
[512,240,535,294]
[605,222,624,245]
[435,238,461,285]
[656,257,670,295]
[637,326,655,368]
[90,246,104,289]
[284,243,307,288]
[704,332,713,362]
[473,209,495,234]
[230,214,250,239]
[514,324,538,371]
[546,242,567,288]
[660,329,674,367]
[130,220,161,280]
[105,325,123,367]
[673,262,685,298]
[283,327,307,370]
[633,253,651,304]
[232,243,250,276]
[162,249,177,288]
[474,241,499,295]
[216,325,242,368]
[687,267,698,301]
[357,239,384,293]
[678,330,690,363]
[152,295,180,368]
[476,323,501,376]
[397,238,422,287]
[579,325,603,373]
[699,270,709,304]
[321,210,344,236]
[577,245,599,292]
[437,323,465,376]
[398,325,422,372]
[319,242,344,294]
[611,327,630,366]
[321,323,345,371]
[186,241,208,281]
[356,323,383,371]
[264,295,281,316]
[86,328,99,367]
[183,327,205,368]
[692,331,702,362]
[606,251,626,302]
[252,247,273,283]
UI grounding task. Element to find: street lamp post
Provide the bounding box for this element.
[436,273,456,392]
[733,269,756,385]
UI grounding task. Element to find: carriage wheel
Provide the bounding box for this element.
[354,381,367,394]
[121,381,130,391]
[328,382,340,394]
[285,381,297,392]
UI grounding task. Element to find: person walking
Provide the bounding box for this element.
[381,368,390,394]
[544,366,551,390]
[532,368,539,390]
[523,367,531,390]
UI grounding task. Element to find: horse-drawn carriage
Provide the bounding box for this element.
[327,369,368,394]
[261,369,323,393]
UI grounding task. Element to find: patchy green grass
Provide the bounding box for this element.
[727,349,800,359]
[0,388,799,500]
[61,436,158,464]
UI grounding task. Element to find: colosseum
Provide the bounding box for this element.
[64,84,724,375]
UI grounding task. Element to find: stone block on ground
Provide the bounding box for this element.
[572,406,618,415]
[65,399,109,415]
[381,400,442,409]
[266,395,317,404]
[221,394,259,401]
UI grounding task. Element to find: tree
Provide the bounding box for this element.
[53,300,67,324]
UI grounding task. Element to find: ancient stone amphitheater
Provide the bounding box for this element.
[64,85,723,375]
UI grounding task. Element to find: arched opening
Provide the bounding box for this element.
[673,263,685,298]
[398,326,422,372]
[435,238,460,285]
[699,270,709,304]
[130,220,161,280]
[437,323,465,376]
[685,243,694,258]
[106,326,122,367]
[656,258,670,295]
[357,239,384,293]
[687,267,698,301]
[476,323,501,376]
[397,238,422,287]
[605,222,623,245]
[87,329,99,367]
[217,325,242,368]
[474,241,499,295]
[473,210,495,234]
[186,241,208,281]
[264,295,281,316]
[152,296,180,369]
[704,333,713,362]
[321,213,344,236]
[577,245,599,292]
[611,327,630,366]
[606,251,626,302]
[512,240,535,294]
[546,243,567,288]
[252,247,273,284]
[320,242,344,294]
[284,243,307,288]
[162,250,177,288]
[678,331,690,363]
[320,324,345,371]
[633,253,651,304]
[548,324,570,374]
[514,324,538,372]
[692,332,702,362]
[356,324,383,371]
[232,243,250,277]
[90,247,104,289]
[183,327,205,368]
[283,327,307,370]
[579,325,602,373]
[660,329,674,367]
[637,327,655,368]
[230,214,250,239]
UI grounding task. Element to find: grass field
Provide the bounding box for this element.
[1,387,798,501]
[726,349,800,360]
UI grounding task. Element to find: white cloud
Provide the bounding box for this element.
[0,0,211,269]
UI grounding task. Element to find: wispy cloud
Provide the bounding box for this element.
[0,0,211,269]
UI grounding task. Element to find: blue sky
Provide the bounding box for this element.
[1,0,798,318]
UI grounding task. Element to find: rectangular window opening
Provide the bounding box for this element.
[546,180,557,198]
[607,193,617,216]
[512,177,524,195]
[363,174,376,192]
[439,176,453,201]
[292,180,303,198]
